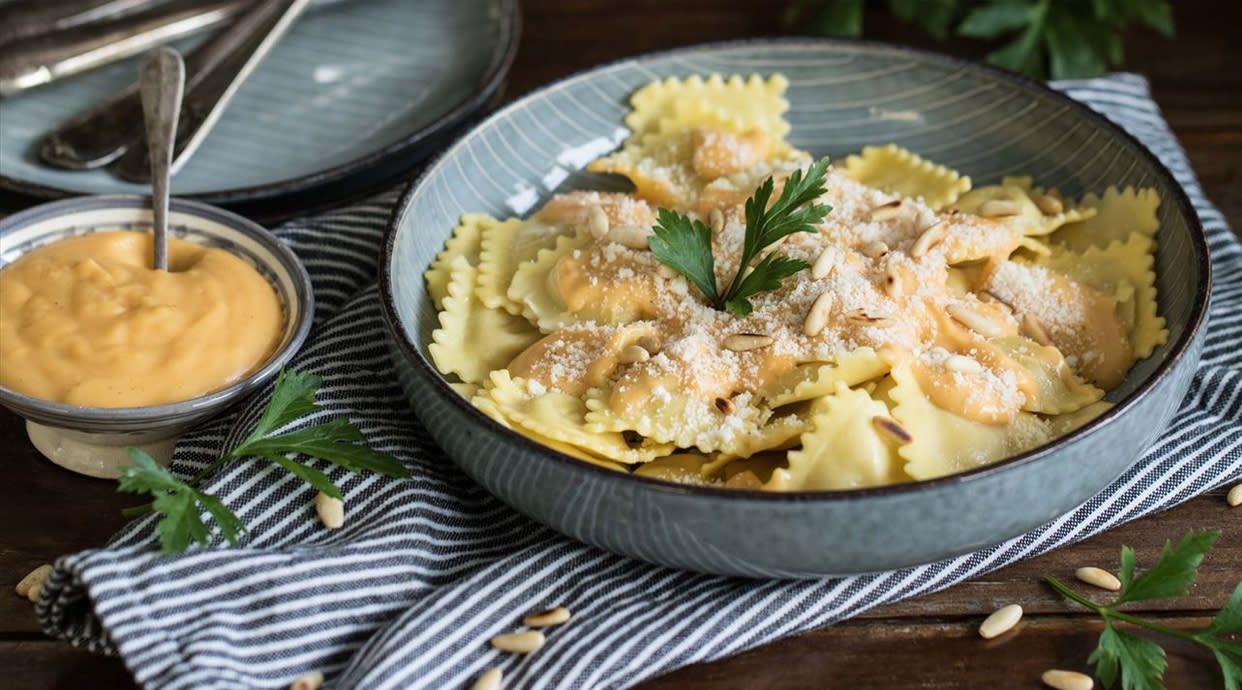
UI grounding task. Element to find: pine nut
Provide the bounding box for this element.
[803,291,835,337]
[709,208,725,234]
[471,668,503,690]
[523,606,572,628]
[1229,483,1242,507]
[1075,566,1121,591]
[884,265,904,298]
[948,303,1004,338]
[723,333,773,352]
[847,309,892,326]
[620,345,650,364]
[314,492,345,530]
[868,199,904,222]
[490,630,545,654]
[1041,669,1094,690]
[1034,193,1064,215]
[978,199,1022,218]
[636,335,661,355]
[811,248,837,279]
[910,221,947,258]
[610,224,652,249]
[860,240,889,258]
[978,604,1023,639]
[656,264,677,279]
[714,397,735,415]
[945,354,983,374]
[289,671,324,690]
[16,564,52,602]
[872,416,912,444]
[587,205,609,239]
[1022,313,1053,346]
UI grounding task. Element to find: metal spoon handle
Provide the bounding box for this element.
[115,0,310,181]
[138,46,184,272]
[0,0,242,98]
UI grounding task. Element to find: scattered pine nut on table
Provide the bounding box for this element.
[314,492,345,529]
[1041,669,1094,690]
[978,604,1023,639]
[289,670,323,690]
[1075,566,1121,591]
[15,564,53,603]
[523,606,572,628]
[490,630,545,654]
[471,667,503,690]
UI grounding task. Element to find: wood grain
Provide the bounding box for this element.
[2,1,1239,688]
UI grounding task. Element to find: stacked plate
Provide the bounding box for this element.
[0,0,520,220]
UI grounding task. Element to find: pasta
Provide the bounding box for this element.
[423,73,1167,491]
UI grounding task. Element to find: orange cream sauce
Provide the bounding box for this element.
[0,231,283,407]
[499,128,1134,428]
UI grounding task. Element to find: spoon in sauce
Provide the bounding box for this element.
[137,45,184,271]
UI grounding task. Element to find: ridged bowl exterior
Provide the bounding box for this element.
[381,40,1211,577]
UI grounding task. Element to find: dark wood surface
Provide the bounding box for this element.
[2,1,1239,688]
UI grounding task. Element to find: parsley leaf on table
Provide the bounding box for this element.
[1116,530,1219,604]
[784,0,1175,79]
[118,449,246,554]
[649,157,832,317]
[1044,529,1242,690]
[117,369,409,554]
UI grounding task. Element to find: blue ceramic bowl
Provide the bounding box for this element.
[0,196,314,477]
[380,40,1211,577]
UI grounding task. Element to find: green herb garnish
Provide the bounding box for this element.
[1044,530,1242,690]
[118,369,409,554]
[649,157,832,317]
[784,0,1174,79]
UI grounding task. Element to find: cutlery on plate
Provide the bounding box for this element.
[0,0,174,47]
[137,46,184,271]
[41,0,310,171]
[0,0,245,98]
[114,0,312,181]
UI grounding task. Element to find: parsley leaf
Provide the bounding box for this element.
[1090,623,1168,690]
[1116,530,1219,604]
[787,0,1174,79]
[725,253,810,317]
[1045,529,1241,690]
[649,157,831,316]
[1208,582,1242,635]
[1209,640,1242,690]
[117,449,246,554]
[244,368,321,442]
[118,368,409,554]
[649,209,719,305]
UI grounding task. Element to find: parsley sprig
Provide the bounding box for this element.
[1044,530,1242,690]
[118,369,409,554]
[785,0,1174,79]
[648,157,832,317]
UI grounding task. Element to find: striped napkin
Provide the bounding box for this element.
[39,74,1242,690]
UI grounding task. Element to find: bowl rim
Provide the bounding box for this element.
[379,36,1213,502]
[0,0,521,213]
[0,194,315,422]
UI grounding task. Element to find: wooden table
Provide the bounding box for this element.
[3,1,1239,688]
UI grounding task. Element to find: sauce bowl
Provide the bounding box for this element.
[0,195,313,478]
[379,39,1211,578]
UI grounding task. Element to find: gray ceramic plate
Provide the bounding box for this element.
[380,39,1211,578]
[0,0,519,219]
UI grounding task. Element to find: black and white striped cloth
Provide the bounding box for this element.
[39,74,1242,690]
